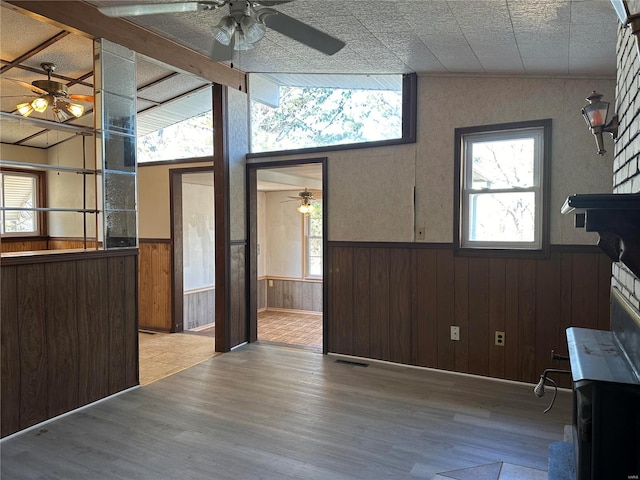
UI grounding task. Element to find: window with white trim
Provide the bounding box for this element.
[305,200,322,278]
[455,120,551,252]
[0,170,41,236]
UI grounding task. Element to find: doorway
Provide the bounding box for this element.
[247,159,327,353]
[170,167,215,335]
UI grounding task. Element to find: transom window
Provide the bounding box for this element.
[454,120,551,254]
[0,170,42,236]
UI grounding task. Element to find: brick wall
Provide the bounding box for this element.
[612,24,640,309]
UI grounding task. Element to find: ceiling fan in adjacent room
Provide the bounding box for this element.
[97,1,346,61]
[4,62,94,122]
[289,187,316,214]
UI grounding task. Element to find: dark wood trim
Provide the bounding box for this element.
[139,157,214,168]
[453,118,553,259]
[139,238,172,244]
[0,235,49,243]
[321,158,329,355]
[328,240,603,255]
[402,73,418,142]
[4,1,246,91]
[246,74,417,160]
[169,170,183,333]
[328,241,454,250]
[246,157,328,353]
[1,248,138,266]
[247,169,258,343]
[214,83,231,353]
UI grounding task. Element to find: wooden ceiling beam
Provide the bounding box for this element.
[3,1,247,92]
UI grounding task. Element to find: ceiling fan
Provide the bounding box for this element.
[5,62,94,122]
[97,1,346,62]
[283,187,317,214]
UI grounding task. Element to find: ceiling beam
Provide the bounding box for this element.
[3,1,247,92]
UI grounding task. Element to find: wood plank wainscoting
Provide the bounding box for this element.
[138,239,172,332]
[1,249,138,438]
[327,242,611,386]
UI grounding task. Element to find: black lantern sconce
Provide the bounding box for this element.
[610,0,640,58]
[581,91,619,155]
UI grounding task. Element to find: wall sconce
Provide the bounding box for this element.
[610,0,640,57]
[581,91,619,155]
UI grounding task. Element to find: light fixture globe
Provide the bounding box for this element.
[582,92,609,128]
[212,16,237,46]
[240,15,266,44]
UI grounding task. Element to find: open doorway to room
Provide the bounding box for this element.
[249,160,326,352]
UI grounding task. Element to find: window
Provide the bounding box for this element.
[0,170,43,236]
[305,201,322,277]
[248,73,416,156]
[454,120,551,254]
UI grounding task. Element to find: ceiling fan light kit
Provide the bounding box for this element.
[98,1,345,62]
[9,62,91,122]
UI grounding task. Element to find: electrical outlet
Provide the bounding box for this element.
[495,331,505,346]
[416,227,425,240]
[268,280,273,287]
[450,326,460,341]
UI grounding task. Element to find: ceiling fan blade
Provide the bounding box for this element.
[4,78,48,95]
[97,2,212,17]
[258,9,345,56]
[68,94,94,103]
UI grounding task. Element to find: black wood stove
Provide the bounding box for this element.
[566,288,640,480]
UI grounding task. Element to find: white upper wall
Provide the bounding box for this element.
[263,190,303,278]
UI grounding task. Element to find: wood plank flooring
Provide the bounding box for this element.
[0,344,571,479]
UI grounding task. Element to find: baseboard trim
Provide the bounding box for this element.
[0,385,140,442]
[265,307,322,316]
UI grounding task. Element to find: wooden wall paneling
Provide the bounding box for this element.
[414,249,438,368]
[453,255,469,373]
[597,254,612,331]
[283,279,302,310]
[388,248,412,364]
[534,253,562,382]
[268,279,283,308]
[328,246,354,354]
[369,248,389,360]
[488,258,506,379]
[45,261,79,418]
[504,259,520,381]
[258,278,267,310]
[518,259,537,383]
[1,266,20,437]
[436,249,455,371]
[107,256,126,394]
[77,258,109,405]
[558,252,573,356]
[138,241,172,331]
[467,257,489,377]
[352,248,371,358]
[124,255,138,387]
[312,281,323,312]
[17,263,48,429]
[570,253,600,329]
[0,239,47,252]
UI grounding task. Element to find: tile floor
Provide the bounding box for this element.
[257,309,323,350]
[138,332,218,386]
[433,462,547,480]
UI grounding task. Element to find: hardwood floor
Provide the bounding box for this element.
[1,343,571,479]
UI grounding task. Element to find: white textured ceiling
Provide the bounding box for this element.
[85,0,619,76]
[0,0,620,149]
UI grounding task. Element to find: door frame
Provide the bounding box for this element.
[246,157,328,353]
[169,165,215,333]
